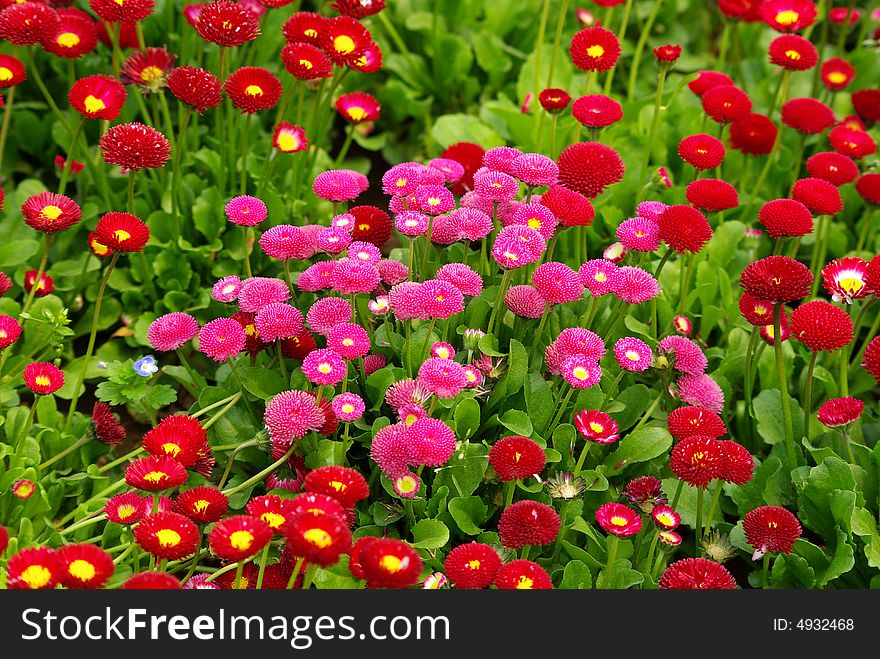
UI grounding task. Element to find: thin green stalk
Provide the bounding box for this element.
[762,553,771,589]
[679,252,696,313]
[255,542,272,589]
[703,480,723,538]
[19,233,52,321]
[599,370,625,411]
[532,303,552,351]
[487,269,515,337]
[57,115,85,196]
[695,486,703,556]
[502,480,516,509]
[545,385,575,437]
[0,85,16,174]
[773,304,798,468]
[640,66,668,181]
[334,122,356,167]
[418,317,437,366]
[600,535,619,589]
[810,215,831,296]
[626,0,664,101]
[9,396,39,471]
[222,441,298,497]
[603,0,633,94]
[171,108,193,245]
[285,556,305,589]
[240,113,251,194]
[743,325,759,435]
[803,351,819,441]
[855,207,877,253]
[191,392,240,419]
[39,433,89,470]
[573,442,591,478]
[201,392,242,431]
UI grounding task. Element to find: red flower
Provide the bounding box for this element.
[557,141,625,199]
[498,500,561,549]
[245,494,297,533]
[142,414,207,467]
[829,125,876,159]
[121,572,181,589]
[740,255,813,303]
[330,0,386,17]
[493,560,552,589]
[320,16,373,67]
[688,70,734,97]
[805,152,858,187]
[0,54,25,87]
[120,46,176,92]
[95,211,150,252]
[208,515,274,562]
[349,205,392,247]
[489,436,547,482]
[729,113,777,155]
[653,44,682,63]
[40,10,97,59]
[538,87,571,113]
[768,33,817,70]
[280,42,333,80]
[670,435,725,489]
[89,0,154,23]
[760,0,816,32]
[864,337,880,384]
[651,505,680,530]
[791,177,843,215]
[0,3,60,46]
[24,269,54,296]
[667,405,727,440]
[573,409,619,444]
[23,362,64,394]
[781,97,835,134]
[539,184,595,227]
[5,547,61,589]
[99,122,171,172]
[68,74,127,121]
[820,57,855,91]
[280,328,318,360]
[22,191,81,234]
[348,536,378,579]
[439,141,485,195]
[718,0,763,21]
[288,491,348,521]
[685,178,738,213]
[571,94,622,128]
[358,538,423,589]
[173,485,229,524]
[623,476,667,513]
[743,505,802,558]
[224,66,282,114]
[282,11,327,46]
[0,524,7,554]
[658,205,713,254]
[702,84,751,123]
[817,396,864,428]
[303,465,369,508]
[757,198,813,239]
[166,66,223,114]
[105,491,148,524]
[761,306,791,345]
[721,440,754,485]
[790,299,853,352]
[194,0,260,47]
[134,512,200,560]
[678,133,725,170]
[852,89,880,124]
[659,557,737,589]
[335,91,381,124]
[738,291,774,326]
[91,401,126,445]
[125,455,188,491]
[570,26,620,72]
[443,542,501,589]
[595,502,642,538]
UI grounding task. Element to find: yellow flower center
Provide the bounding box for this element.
[140,66,163,83]
[589,422,604,433]
[276,132,300,152]
[827,72,847,84]
[610,515,629,527]
[317,363,333,374]
[303,528,333,548]
[380,554,404,573]
[143,471,166,484]
[114,229,131,242]
[20,565,52,589]
[193,499,210,513]
[625,349,640,361]
[304,28,317,38]
[595,272,606,282]
[261,512,286,529]
[68,560,96,582]
[346,107,368,122]
[333,34,356,54]
[298,58,314,69]
[784,50,801,60]
[572,366,589,380]
[57,32,80,48]
[161,442,181,457]
[396,475,417,493]
[468,559,481,569]
[328,480,347,493]
[838,276,863,293]
[527,217,541,229]
[117,504,136,519]
[35,375,51,387]
[245,85,264,97]
[775,10,799,25]
[586,44,605,58]
[229,530,254,550]
[84,95,106,114]
[0,67,12,81]
[156,529,181,547]
[656,513,675,526]
[342,403,355,414]
[515,576,534,589]
[40,205,63,220]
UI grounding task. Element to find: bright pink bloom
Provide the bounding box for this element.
[148,313,199,351]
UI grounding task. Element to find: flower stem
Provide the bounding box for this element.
[573,442,591,478]
[487,269,515,337]
[240,113,251,195]
[285,557,305,589]
[702,480,723,538]
[695,486,703,556]
[762,553,771,589]
[222,441,297,497]
[171,108,193,246]
[9,396,39,471]
[545,385,575,437]
[598,370,625,411]
[57,115,85,196]
[631,391,664,434]
[803,351,819,442]
[626,0,664,101]
[0,85,15,174]
[255,542,272,589]
[334,122,356,167]
[742,325,759,436]
[600,535,619,589]
[773,303,798,468]
[856,207,877,254]
[39,433,89,470]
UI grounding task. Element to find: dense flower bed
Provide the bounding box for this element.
[0,0,878,590]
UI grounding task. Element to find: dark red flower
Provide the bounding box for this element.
[194,0,260,47]
[0,3,59,45]
[743,505,801,558]
[768,33,817,70]
[570,26,620,72]
[539,184,595,227]
[280,328,318,360]
[538,87,571,113]
[209,515,274,562]
[89,0,153,23]
[685,178,738,212]
[120,46,175,92]
[173,485,229,524]
[121,572,181,589]
[358,538,423,588]
[439,141,484,195]
[670,435,725,489]
[99,122,171,173]
[829,125,877,159]
[805,151,858,186]
[443,543,501,589]
[817,396,864,428]
[282,11,327,46]
[865,337,880,384]
[41,10,97,59]
[557,141,625,199]
[790,299,853,352]
[729,113,777,155]
[658,205,712,254]
[851,89,880,124]
[718,0,763,21]
[91,401,125,445]
[678,133,725,170]
[489,436,547,482]
[280,42,333,80]
[702,84,751,123]
[330,0,385,18]
[721,440,754,485]
[791,177,843,215]
[571,93,622,129]
[623,476,667,513]
[659,557,737,589]
[654,44,682,63]
[740,255,813,303]
[688,70,734,97]
[320,16,373,67]
[95,211,150,252]
[166,66,223,114]
[757,198,813,239]
[667,405,727,440]
[224,66,282,114]
[304,465,369,508]
[498,500,561,549]
[781,97,836,134]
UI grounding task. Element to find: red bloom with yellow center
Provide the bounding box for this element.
[702,84,752,124]
[105,491,148,524]
[88,231,113,258]
[303,465,370,508]
[68,74,127,121]
[288,491,348,521]
[790,299,853,353]
[56,544,115,589]
[125,455,188,491]
[134,512,200,560]
[142,414,207,467]
[331,0,386,17]
[173,486,229,524]
[666,405,727,440]
[0,3,60,46]
[358,537,423,588]
[740,255,813,304]
[21,191,81,234]
[246,494,298,533]
[768,33,817,70]
[166,66,223,114]
[669,435,725,489]
[493,559,552,590]
[573,409,620,444]
[284,510,352,567]
[654,44,682,63]
[569,26,620,72]
[443,542,501,589]
[89,0,154,23]
[121,572,181,589]
[729,113,777,155]
[821,256,868,304]
[280,42,333,80]
[41,10,97,59]
[224,66,282,114]
[335,91,381,124]
[0,53,25,87]
[282,11,327,46]
[829,125,876,159]
[820,57,855,91]
[659,557,737,589]
[6,547,60,590]
[194,0,260,47]
[209,515,274,562]
[498,500,561,549]
[12,478,34,499]
[596,502,643,537]
[539,87,571,113]
[350,205,392,247]
[651,505,681,530]
[678,133,725,170]
[488,435,547,481]
[743,505,802,559]
[95,211,150,253]
[24,269,54,297]
[320,16,374,67]
[271,121,308,154]
[760,0,816,32]
[99,122,171,172]
[23,361,64,394]
[120,46,176,93]
[348,41,383,74]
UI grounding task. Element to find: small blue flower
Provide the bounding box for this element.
[133,355,158,377]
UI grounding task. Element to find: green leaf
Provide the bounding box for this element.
[305,440,344,469]
[237,366,286,400]
[192,186,225,242]
[792,456,858,540]
[142,385,177,410]
[525,373,554,433]
[431,114,504,151]
[602,427,673,473]
[447,496,488,536]
[726,456,784,515]
[411,519,450,549]
[559,560,593,590]
[433,442,488,498]
[504,339,528,394]
[499,409,532,436]
[610,384,651,431]
[453,398,481,440]
[0,239,40,267]
[816,527,855,587]
[753,388,804,445]
[365,366,400,411]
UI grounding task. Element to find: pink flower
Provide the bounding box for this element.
[614,337,653,372]
[332,213,356,232]
[225,195,267,226]
[326,322,370,359]
[332,258,381,295]
[368,296,390,315]
[419,279,465,319]
[254,303,304,342]
[386,378,432,411]
[212,275,242,303]
[370,423,410,477]
[676,373,725,413]
[259,225,314,260]
[198,318,247,361]
[298,261,338,292]
[579,259,622,296]
[397,404,427,426]
[561,355,602,388]
[0,315,23,350]
[492,225,546,269]
[473,168,519,202]
[615,267,661,304]
[505,285,547,318]
[556,328,606,361]
[636,201,668,222]
[382,163,425,197]
[418,358,468,398]
[395,210,430,237]
[313,169,362,202]
[463,364,483,387]
[508,203,558,240]
[237,277,290,313]
[147,313,199,352]
[306,297,352,335]
[389,282,426,321]
[429,157,465,183]
[574,409,620,444]
[406,417,456,466]
[363,354,387,376]
[347,240,382,265]
[377,259,409,285]
[510,153,559,187]
[332,392,365,422]
[435,263,483,297]
[532,262,584,304]
[415,185,455,215]
[616,217,660,252]
[483,146,523,174]
[603,242,627,263]
[430,342,456,360]
[316,225,352,253]
[658,335,707,375]
[459,191,495,216]
[265,390,326,443]
[448,207,493,240]
[301,348,347,386]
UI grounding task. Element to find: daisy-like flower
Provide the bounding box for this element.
[56,544,114,589]
[382,162,425,196]
[238,277,290,312]
[616,217,660,252]
[212,275,242,303]
[282,11,326,45]
[436,263,483,298]
[335,91,381,124]
[442,543,500,589]
[532,261,583,304]
[417,357,467,399]
[23,362,64,395]
[489,436,546,482]
[100,122,170,173]
[194,0,260,47]
[768,33,817,70]
[667,405,727,440]
[254,303,304,343]
[134,512,200,560]
[350,205,393,247]
[570,26,620,72]
[760,0,816,32]
[492,225,547,269]
[313,169,363,203]
[670,435,725,488]
[657,205,712,254]
[659,558,737,589]
[244,495,296,534]
[729,113,778,155]
[265,390,326,443]
[539,87,571,113]
[302,348,347,386]
[12,479,34,499]
[166,66,223,114]
[623,476,667,513]
[830,125,877,159]
[738,292,773,326]
[94,212,150,253]
[494,560,552,590]
[579,259,621,296]
[320,15,373,67]
[5,547,61,590]
[614,266,660,304]
[509,153,559,187]
[483,145,524,173]
[613,337,652,372]
[651,505,681,531]
[654,44,682,62]
[173,486,229,524]
[23,270,54,297]
[743,506,802,559]
[147,312,199,351]
[281,42,333,80]
[864,337,880,384]
[498,500,561,549]
[822,257,868,304]
[120,572,181,589]
[357,538,422,589]
[386,378,432,411]
[260,224,312,260]
[740,255,813,303]
[685,179,739,213]
[574,409,619,444]
[306,297,352,335]
[0,54,26,87]
[688,70,734,97]
[406,417,456,467]
[280,328,317,361]
[678,133,725,170]
[781,97,835,135]
[89,0,153,23]
[702,84,752,124]
[142,414,207,468]
[806,151,858,186]
[0,4,60,46]
[69,74,126,121]
[791,178,842,216]
[595,502,642,538]
[856,173,880,205]
[0,314,20,350]
[721,440,755,485]
[560,355,602,389]
[504,285,546,318]
[415,185,455,216]
[540,184,595,227]
[198,317,247,361]
[658,335,707,375]
[224,67,282,113]
[285,511,351,567]
[557,141,625,199]
[676,373,725,413]
[208,515,274,562]
[852,89,880,124]
[508,203,558,241]
[472,168,519,202]
[125,456,188,492]
[105,492,148,525]
[304,465,369,508]
[820,57,855,91]
[761,307,791,345]
[21,191,81,234]
[120,47,176,93]
[673,315,693,336]
[816,396,864,428]
[41,10,98,59]
[571,94,623,129]
[272,121,308,154]
[790,300,853,353]
[90,401,126,446]
[326,322,370,360]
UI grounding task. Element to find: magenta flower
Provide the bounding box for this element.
[237,277,290,313]
[254,303,304,343]
[225,195,267,226]
[347,240,382,265]
[532,262,584,304]
[332,258,381,295]
[417,358,468,399]
[473,168,519,202]
[395,210,430,237]
[561,355,602,388]
[658,335,708,375]
[313,169,362,203]
[259,225,314,261]
[406,417,456,467]
[298,262,338,292]
[332,392,365,422]
[306,297,352,335]
[614,337,653,372]
[616,217,661,252]
[326,322,371,360]
[382,163,425,197]
[579,259,622,296]
[386,378,432,411]
[198,318,247,362]
[415,185,455,215]
[492,225,546,269]
[483,146,523,173]
[377,259,409,285]
[147,312,199,352]
[614,267,661,304]
[508,203,558,241]
[264,390,326,443]
[505,285,547,318]
[676,373,725,413]
[510,153,559,187]
[430,342,456,360]
[370,423,410,478]
[302,348,347,386]
[449,207,493,240]
[389,282,427,321]
[419,279,465,319]
[636,201,669,222]
[316,225,353,254]
[212,275,242,303]
[436,263,483,297]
